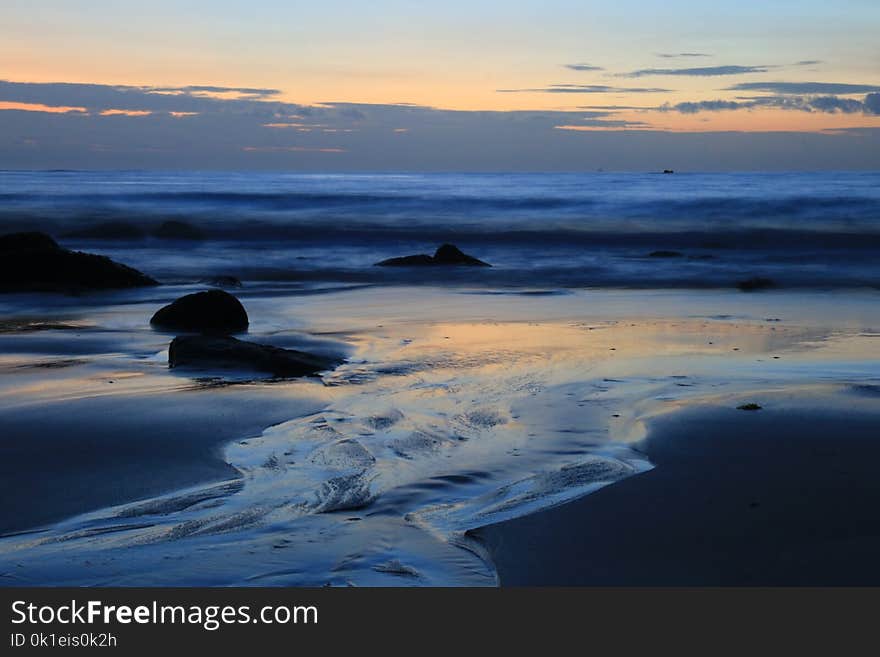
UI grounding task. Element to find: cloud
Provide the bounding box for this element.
[661,93,880,115]
[656,52,711,58]
[863,93,880,115]
[498,84,670,93]
[1,80,878,171]
[100,109,152,117]
[807,96,866,113]
[0,80,285,115]
[621,65,770,77]
[667,100,746,113]
[727,82,880,95]
[564,63,604,71]
[578,105,655,110]
[158,85,281,98]
[555,120,651,131]
[0,80,645,167]
[0,101,86,114]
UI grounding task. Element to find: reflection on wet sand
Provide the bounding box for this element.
[0,287,878,585]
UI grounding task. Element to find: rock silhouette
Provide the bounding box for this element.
[0,231,157,292]
[376,244,490,267]
[169,335,339,377]
[151,289,248,333]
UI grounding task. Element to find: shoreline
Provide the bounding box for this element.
[470,385,880,586]
[1,285,879,585]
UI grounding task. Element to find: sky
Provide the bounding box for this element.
[1,0,879,170]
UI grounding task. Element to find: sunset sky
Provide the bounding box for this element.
[2,0,879,170]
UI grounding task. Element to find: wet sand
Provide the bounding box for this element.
[1,286,879,585]
[471,386,880,585]
[0,388,326,534]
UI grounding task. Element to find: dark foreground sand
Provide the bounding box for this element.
[0,389,324,535]
[471,388,880,585]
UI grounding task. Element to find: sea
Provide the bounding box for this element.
[1,170,879,289]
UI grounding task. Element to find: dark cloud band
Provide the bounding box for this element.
[564,64,604,71]
[498,84,670,93]
[663,93,880,115]
[727,82,880,94]
[621,65,770,77]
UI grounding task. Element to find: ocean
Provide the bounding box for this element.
[1,170,880,585]
[1,170,879,289]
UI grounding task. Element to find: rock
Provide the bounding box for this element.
[152,220,204,240]
[648,250,683,258]
[150,289,249,333]
[168,335,340,377]
[376,244,491,267]
[737,277,775,292]
[433,243,490,266]
[0,232,60,251]
[377,254,436,267]
[0,231,158,293]
[64,222,146,240]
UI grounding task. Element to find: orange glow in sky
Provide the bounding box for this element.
[0,101,86,114]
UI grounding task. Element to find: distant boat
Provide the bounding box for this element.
[663,169,674,174]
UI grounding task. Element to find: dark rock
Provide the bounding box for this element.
[64,222,146,240]
[737,277,775,292]
[169,335,340,377]
[648,250,683,258]
[152,220,204,240]
[433,244,490,266]
[0,231,157,293]
[150,289,248,333]
[0,231,60,252]
[376,244,490,267]
[377,254,436,267]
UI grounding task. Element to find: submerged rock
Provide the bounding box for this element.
[151,289,249,333]
[152,220,204,240]
[0,231,158,293]
[169,335,340,377]
[737,277,775,292]
[376,243,491,267]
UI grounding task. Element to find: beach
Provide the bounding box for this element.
[0,171,879,586]
[472,385,880,585]
[1,283,879,585]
